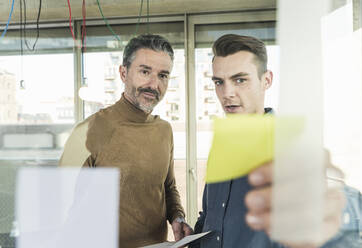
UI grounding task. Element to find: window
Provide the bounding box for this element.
[0,27,75,164]
[323,2,362,190]
[0,27,75,246]
[0,11,283,239]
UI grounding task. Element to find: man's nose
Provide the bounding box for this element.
[223,83,236,98]
[148,73,159,89]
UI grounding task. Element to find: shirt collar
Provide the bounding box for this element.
[264,107,273,114]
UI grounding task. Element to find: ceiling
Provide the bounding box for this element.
[0,0,276,23]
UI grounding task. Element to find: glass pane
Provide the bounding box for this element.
[81,51,123,117]
[195,22,276,48]
[194,22,278,211]
[0,27,74,55]
[0,43,74,246]
[85,22,185,52]
[323,2,362,191]
[0,53,74,165]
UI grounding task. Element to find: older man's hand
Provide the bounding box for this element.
[245,161,345,248]
[171,217,194,242]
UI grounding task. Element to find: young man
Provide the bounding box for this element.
[191,34,361,248]
[60,34,192,247]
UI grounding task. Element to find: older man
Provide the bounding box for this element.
[60,34,192,247]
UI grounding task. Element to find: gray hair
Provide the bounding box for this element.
[122,34,174,68]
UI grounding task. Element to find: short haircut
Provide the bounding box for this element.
[122,34,174,68]
[212,34,268,78]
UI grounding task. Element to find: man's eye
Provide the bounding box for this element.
[141,70,150,75]
[159,74,168,80]
[214,80,223,86]
[236,78,246,84]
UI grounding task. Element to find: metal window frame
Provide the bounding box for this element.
[73,21,84,123]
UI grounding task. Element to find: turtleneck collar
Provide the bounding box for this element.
[114,93,157,123]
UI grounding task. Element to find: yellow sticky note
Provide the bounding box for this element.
[206,115,275,183]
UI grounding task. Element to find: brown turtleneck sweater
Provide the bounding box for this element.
[59,95,185,247]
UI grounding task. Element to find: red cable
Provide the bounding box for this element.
[67,0,87,49]
[66,0,76,43]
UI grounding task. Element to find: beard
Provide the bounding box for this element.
[125,85,161,113]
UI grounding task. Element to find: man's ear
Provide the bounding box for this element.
[119,65,127,84]
[263,70,273,90]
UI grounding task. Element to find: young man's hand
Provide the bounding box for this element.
[245,161,345,248]
[171,217,194,241]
